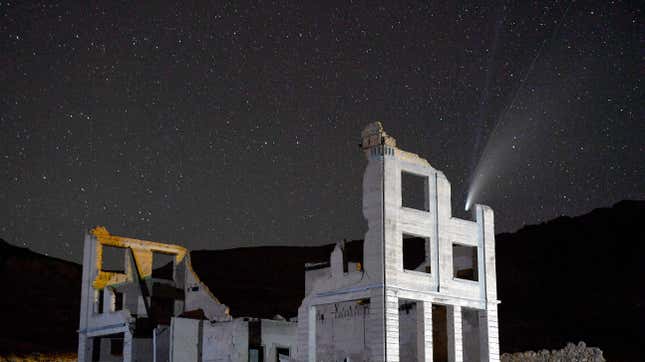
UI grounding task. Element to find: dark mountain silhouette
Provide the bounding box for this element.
[0,238,81,354]
[495,199,644,361]
[189,238,364,320]
[0,200,642,361]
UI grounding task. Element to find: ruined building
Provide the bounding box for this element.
[297,123,499,361]
[77,123,500,361]
[77,226,296,362]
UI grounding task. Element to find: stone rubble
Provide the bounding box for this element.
[501,342,605,362]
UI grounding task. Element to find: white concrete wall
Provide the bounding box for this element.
[198,318,296,362]
[304,266,329,296]
[314,299,371,361]
[170,317,201,362]
[201,319,248,362]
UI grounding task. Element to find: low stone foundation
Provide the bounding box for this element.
[501,342,604,362]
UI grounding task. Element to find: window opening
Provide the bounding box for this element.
[101,245,126,273]
[453,243,478,281]
[276,347,290,362]
[403,234,430,273]
[401,171,429,211]
[114,291,123,311]
[97,290,104,314]
[152,251,175,280]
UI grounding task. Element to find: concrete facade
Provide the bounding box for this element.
[296,122,500,362]
[77,227,232,362]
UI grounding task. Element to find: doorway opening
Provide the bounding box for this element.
[432,304,448,362]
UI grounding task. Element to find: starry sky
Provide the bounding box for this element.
[1,1,642,262]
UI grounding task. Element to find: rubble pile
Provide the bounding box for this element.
[502,342,605,362]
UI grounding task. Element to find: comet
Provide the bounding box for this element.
[465,1,574,211]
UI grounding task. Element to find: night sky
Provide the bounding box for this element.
[2,1,642,262]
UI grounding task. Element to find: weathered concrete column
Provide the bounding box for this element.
[78,233,97,362]
[447,305,463,362]
[123,328,134,362]
[476,204,500,362]
[77,336,91,362]
[295,301,313,361]
[418,301,433,362]
[384,289,400,362]
[364,290,386,361]
[103,287,114,313]
[307,305,316,362]
[480,304,500,362]
[476,205,497,303]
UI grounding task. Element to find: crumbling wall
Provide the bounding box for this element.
[79,227,233,362]
[501,342,605,362]
[182,256,230,321]
[315,300,371,361]
[90,226,188,290]
[88,226,230,322]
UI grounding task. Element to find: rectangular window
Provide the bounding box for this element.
[101,245,126,273]
[97,290,104,314]
[452,244,478,281]
[401,171,429,211]
[341,239,363,273]
[152,251,175,280]
[114,292,124,311]
[403,234,430,273]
